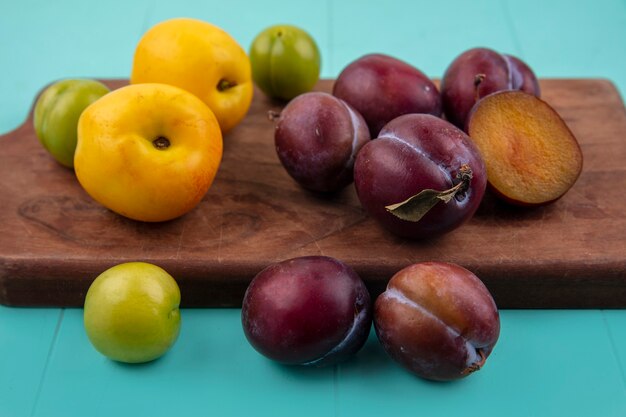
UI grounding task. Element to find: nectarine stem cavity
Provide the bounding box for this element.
[217,79,237,91]
[385,165,473,222]
[152,136,170,150]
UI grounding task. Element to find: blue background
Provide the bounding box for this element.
[1,1,625,416]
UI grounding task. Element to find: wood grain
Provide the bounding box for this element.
[1,79,625,308]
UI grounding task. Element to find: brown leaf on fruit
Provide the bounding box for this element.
[385,165,473,222]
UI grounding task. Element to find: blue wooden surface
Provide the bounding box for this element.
[1,1,625,416]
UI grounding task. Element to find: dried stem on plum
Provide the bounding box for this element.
[385,165,473,222]
[461,348,487,376]
[474,74,486,103]
[267,110,281,121]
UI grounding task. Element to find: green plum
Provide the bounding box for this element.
[249,24,321,101]
[84,262,181,363]
[34,79,110,168]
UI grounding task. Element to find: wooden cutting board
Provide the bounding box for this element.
[1,79,625,308]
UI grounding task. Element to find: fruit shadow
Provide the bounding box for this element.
[266,359,334,384]
[264,327,389,382]
[340,329,391,375]
[303,185,362,207]
[473,189,556,223]
[108,354,170,370]
[338,329,475,388]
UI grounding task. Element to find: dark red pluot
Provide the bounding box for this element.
[441,47,540,129]
[241,256,372,366]
[274,92,370,193]
[374,262,500,381]
[333,53,441,137]
[353,114,486,239]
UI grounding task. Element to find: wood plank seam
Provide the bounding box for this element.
[601,310,626,392]
[29,308,65,417]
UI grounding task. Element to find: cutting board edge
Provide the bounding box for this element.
[2,255,625,309]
